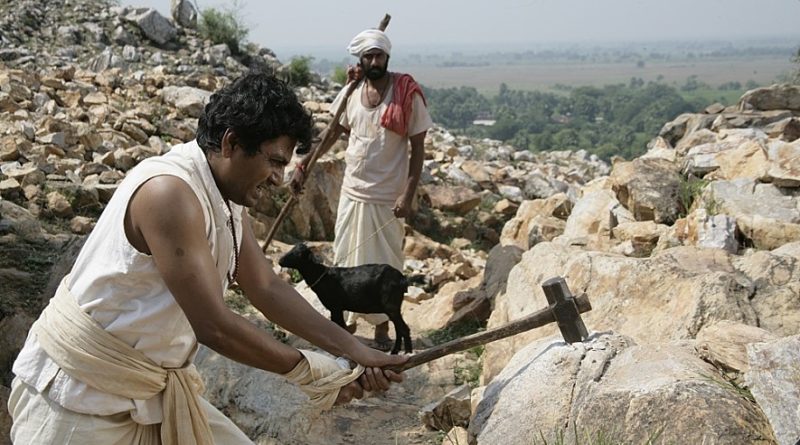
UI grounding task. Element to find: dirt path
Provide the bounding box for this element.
[280,315,476,445]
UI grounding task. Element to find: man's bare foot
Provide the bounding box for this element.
[345,322,357,334]
[373,321,392,351]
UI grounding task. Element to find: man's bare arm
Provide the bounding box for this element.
[394,130,426,218]
[128,175,303,374]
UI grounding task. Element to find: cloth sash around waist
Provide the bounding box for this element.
[32,276,214,445]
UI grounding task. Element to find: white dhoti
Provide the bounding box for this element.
[8,377,253,445]
[333,194,404,326]
[8,277,253,445]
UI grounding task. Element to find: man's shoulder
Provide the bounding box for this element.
[392,72,415,82]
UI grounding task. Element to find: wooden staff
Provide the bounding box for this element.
[262,14,392,253]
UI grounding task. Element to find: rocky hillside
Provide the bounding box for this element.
[1,1,799,444]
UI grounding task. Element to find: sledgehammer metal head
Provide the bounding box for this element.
[541,276,589,343]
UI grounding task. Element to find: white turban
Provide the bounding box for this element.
[347,29,392,57]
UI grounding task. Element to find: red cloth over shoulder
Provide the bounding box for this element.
[380,73,427,136]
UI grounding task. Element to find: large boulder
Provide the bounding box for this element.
[746,334,800,445]
[738,84,800,112]
[161,86,212,119]
[471,334,775,445]
[123,8,177,46]
[765,139,800,187]
[695,320,777,376]
[407,244,523,329]
[286,159,344,242]
[731,243,800,337]
[659,112,717,147]
[424,185,482,215]
[659,208,739,253]
[712,139,771,181]
[681,130,767,177]
[556,189,634,251]
[481,244,523,303]
[699,179,800,250]
[712,110,794,133]
[403,275,483,332]
[482,242,800,382]
[764,117,800,142]
[610,157,682,224]
[170,0,197,28]
[499,193,571,249]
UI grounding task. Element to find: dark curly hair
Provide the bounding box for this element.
[196,72,313,155]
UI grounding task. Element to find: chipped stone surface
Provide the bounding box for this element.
[472,333,775,445]
[746,335,800,445]
[419,384,472,431]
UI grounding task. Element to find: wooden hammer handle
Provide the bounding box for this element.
[387,294,591,373]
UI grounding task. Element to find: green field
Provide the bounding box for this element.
[397,55,795,97]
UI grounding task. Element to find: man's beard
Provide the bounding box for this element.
[361,62,388,80]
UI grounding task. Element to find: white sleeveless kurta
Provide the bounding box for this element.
[11,140,242,424]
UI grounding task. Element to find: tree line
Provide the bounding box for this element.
[422,47,800,161]
[422,81,718,160]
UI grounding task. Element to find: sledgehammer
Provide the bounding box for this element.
[386,276,591,373]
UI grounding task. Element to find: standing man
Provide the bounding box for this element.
[291,29,433,350]
[8,72,406,444]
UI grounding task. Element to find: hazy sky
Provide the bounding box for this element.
[122,0,800,59]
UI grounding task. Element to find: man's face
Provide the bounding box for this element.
[225,134,296,207]
[360,49,389,80]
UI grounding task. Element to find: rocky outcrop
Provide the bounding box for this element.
[170,0,197,29]
[478,86,800,440]
[699,179,800,250]
[2,1,800,443]
[471,333,775,444]
[738,84,800,112]
[745,335,800,445]
[481,241,800,383]
[695,320,777,377]
[610,157,682,224]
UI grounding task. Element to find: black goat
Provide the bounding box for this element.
[278,243,412,354]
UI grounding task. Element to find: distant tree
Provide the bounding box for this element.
[423,86,490,129]
[629,77,644,88]
[331,65,347,85]
[593,142,620,160]
[487,114,520,141]
[199,4,248,54]
[681,75,701,91]
[568,86,602,121]
[424,80,695,160]
[551,128,581,150]
[717,81,742,91]
[286,56,314,87]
